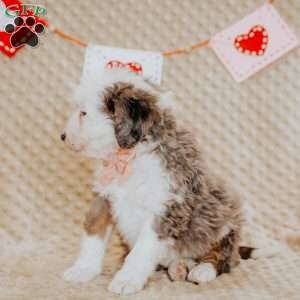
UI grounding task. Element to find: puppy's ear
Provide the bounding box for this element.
[114,91,159,149]
[127,98,150,122]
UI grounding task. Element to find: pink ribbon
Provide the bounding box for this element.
[99,148,136,186]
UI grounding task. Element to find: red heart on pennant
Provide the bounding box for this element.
[106,60,143,75]
[234,25,268,56]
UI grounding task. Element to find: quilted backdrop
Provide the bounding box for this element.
[0,0,299,299]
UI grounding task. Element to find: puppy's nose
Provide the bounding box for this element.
[61,133,66,141]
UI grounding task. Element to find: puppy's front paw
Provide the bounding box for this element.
[108,270,145,295]
[187,262,217,284]
[63,263,100,282]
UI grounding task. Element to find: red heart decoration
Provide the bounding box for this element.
[106,60,143,75]
[234,25,268,56]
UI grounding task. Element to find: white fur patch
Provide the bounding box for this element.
[95,145,170,248]
[187,263,217,283]
[109,222,166,295]
[63,228,111,282]
[251,245,282,259]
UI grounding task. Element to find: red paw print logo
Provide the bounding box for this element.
[5,16,45,48]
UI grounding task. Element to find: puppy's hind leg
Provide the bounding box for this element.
[188,230,240,284]
[63,196,113,282]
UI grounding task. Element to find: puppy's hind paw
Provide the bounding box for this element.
[63,264,100,282]
[187,262,217,284]
[168,258,197,281]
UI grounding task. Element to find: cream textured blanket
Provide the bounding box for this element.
[1,0,299,299]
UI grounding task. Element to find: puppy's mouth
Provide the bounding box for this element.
[66,143,86,153]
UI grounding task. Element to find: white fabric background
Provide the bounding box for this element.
[0,1,299,299]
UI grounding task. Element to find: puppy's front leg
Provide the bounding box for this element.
[109,222,165,295]
[63,196,112,282]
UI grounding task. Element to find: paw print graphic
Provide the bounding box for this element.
[5,16,45,48]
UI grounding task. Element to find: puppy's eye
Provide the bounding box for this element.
[80,111,87,117]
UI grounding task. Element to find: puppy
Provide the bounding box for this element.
[61,69,249,295]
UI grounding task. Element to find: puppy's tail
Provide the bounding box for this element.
[239,245,281,260]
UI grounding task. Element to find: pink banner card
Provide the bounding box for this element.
[210,3,299,82]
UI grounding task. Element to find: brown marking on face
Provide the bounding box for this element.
[102,82,160,149]
[84,196,113,237]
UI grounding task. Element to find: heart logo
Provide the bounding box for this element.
[106,60,143,74]
[234,25,268,56]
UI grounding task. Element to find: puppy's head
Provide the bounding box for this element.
[61,69,161,158]
[103,81,160,149]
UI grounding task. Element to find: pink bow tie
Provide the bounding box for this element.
[99,148,136,186]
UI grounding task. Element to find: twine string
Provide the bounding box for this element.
[49,0,274,57]
[52,27,87,48]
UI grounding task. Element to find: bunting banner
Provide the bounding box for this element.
[0,0,298,83]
